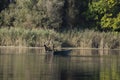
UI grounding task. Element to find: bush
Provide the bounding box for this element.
[86,0,120,31]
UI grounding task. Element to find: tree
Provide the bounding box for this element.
[86,0,120,31]
[45,0,65,30]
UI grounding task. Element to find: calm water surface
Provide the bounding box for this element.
[0,47,120,80]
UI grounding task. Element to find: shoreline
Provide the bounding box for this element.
[0,46,120,50]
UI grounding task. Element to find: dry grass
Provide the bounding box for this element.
[0,28,120,49]
[60,30,120,49]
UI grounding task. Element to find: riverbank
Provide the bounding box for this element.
[0,28,120,49]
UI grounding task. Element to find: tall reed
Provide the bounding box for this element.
[59,30,120,49]
[0,28,120,49]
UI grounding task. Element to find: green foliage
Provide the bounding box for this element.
[0,4,16,27]
[0,0,48,28]
[86,0,120,30]
[101,13,120,31]
[0,0,120,31]
[112,13,120,31]
[101,14,114,30]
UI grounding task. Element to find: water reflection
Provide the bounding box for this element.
[0,48,120,80]
[45,53,53,63]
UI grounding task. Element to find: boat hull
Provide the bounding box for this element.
[53,50,72,56]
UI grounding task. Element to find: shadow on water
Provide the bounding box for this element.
[0,47,120,80]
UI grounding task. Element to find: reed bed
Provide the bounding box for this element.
[0,28,120,49]
[61,30,120,49]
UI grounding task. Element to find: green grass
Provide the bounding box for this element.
[0,28,120,49]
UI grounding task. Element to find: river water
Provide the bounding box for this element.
[0,47,120,80]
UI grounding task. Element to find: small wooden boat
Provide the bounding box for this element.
[53,49,72,56]
[45,49,72,56]
[44,44,72,56]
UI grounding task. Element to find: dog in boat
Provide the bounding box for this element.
[44,44,54,52]
[44,44,71,56]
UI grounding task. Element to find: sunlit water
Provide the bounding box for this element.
[0,47,120,80]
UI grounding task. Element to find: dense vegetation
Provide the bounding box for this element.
[0,28,120,49]
[0,0,120,31]
[0,0,120,48]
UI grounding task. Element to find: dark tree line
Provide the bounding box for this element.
[0,0,120,31]
[0,0,15,11]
